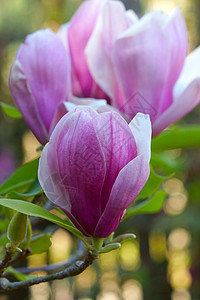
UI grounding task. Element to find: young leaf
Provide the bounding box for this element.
[0,158,40,195]
[126,190,167,218]
[151,152,181,174]
[7,179,43,200]
[0,102,22,119]
[6,267,37,281]
[135,166,166,201]
[0,234,9,246]
[0,199,90,248]
[30,234,52,255]
[152,125,200,151]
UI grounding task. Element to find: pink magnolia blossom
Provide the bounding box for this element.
[38,107,151,238]
[9,29,69,144]
[58,0,111,101]
[86,3,200,136]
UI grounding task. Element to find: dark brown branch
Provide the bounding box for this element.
[10,248,32,266]
[16,252,85,274]
[0,250,97,291]
[0,248,15,276]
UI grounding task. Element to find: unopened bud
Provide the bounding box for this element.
[7,212,28,248]
[20,218,32,249]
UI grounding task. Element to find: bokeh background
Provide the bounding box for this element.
[0,0,200,299]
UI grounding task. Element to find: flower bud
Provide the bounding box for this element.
[9,29,69,144]
[20,218,32,249]
[7,212,27,248]
[39,107,151,238]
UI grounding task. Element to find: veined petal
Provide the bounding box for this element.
[153,78,200,136]
[95,111,137,212]
[11,29,69,135]
[112,8,187,122]
[9,61,49,144]
[38,142,89,236]
[86,0,129,100]
[94,155,150,237]
[68,0,108,99]
[153,46,200,136]
[49,108,106,236]
[173,46,200,98]
[129,113,151,162]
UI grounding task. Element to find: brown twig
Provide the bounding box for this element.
[0,250,98,291]
[0,247,16,276]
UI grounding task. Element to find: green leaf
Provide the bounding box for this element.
[151,152,181,174]
[0,234,9,246]
[7,179,43,200]
[0,199,90,248]
[135,166,166,201]
[0,158,40,195]
[126,190,167,218]
[0,102,22,119]
[6,267,37,281]
[30,234,52,255]
[99,243,121,253]
[152,125,200,151]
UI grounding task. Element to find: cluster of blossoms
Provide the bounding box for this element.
[9,0,200,238]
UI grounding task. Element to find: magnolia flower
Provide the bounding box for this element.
[85,2,200,136]
[9,29,69,144]
[58,0,111,100]
[38,107,151,237]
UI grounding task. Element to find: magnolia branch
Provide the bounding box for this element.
[0,251,97,291]
[16,252,85,274]
[0,247,15,276]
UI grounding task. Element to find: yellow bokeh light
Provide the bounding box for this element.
[163,178,185,195]
[100,251,118,271]
[22,131,41,163]
[149,231,167,262]
[28,252,47,268]
[171,289,191,300]
[75,266,96,290]
[100,272,119,292]
[119,241,141,271]
[164,193,188,216]
[170,268,192,289]
[49,229,72,263]
[122,280,143,300]
[31,282,50,300]
[97,291,119,300]
[168,250,191,273]
[145,0,189,14]
[168,229,191,251]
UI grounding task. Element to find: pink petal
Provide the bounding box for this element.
[153,46,200,136]
[38,142,89,236]
[10,29,69,139]
[86,0,129,100]
[94,155,150,237]
[68,0,109,99]
[44,107,107,236]
[9,61,48,144]
[95,111,137,212]
[153,78,200,136]
[112,8,187,123]
[129,113,151,162]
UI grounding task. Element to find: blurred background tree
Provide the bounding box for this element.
[0,0,200,299]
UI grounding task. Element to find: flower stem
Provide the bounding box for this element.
[92,237,104,251]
